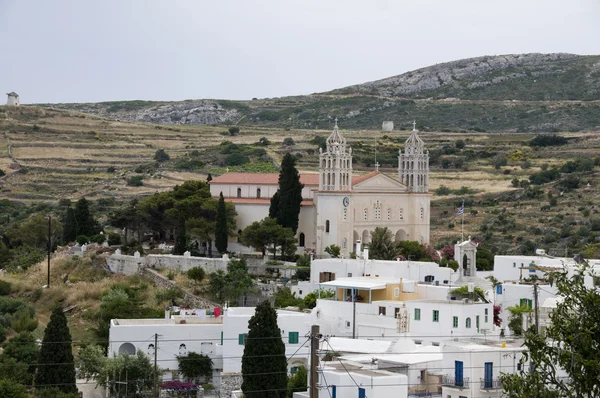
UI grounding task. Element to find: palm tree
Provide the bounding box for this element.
[368,227,402,260]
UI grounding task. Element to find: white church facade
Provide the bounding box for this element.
[209,121,431,257]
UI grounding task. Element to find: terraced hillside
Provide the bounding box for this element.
[41,53,600,133]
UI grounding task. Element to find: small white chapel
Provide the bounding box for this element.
[209,121,431,257]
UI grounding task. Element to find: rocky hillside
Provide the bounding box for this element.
[328,53,600,101]
[41,53,600,133]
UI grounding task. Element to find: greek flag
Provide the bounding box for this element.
[457,204,464,216]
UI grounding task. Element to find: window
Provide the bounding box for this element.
[343,208,347,221]
[147,343,155,356]
[393,287,400,298]
[387,209,391,220]
[290,366,298,375]
[179,344,187,356]
[375,208,381,220]
[394,307,400,318]
[496,284,503,295]
[414,308,421,320]
[420,207,424,219]
[433,310,439,322]
[485,308,489,323]
[466,317,471,328]
[342,238,347,249]
[325,220,330,233]
[299,233,305,247]
[453,316,458,328]
[332,385,337,398]
[347,273,352,277]
[345,321,351,328]
[513,262,516,268]
[364,208,368,220]
[414,340,422,345]
[289,332,299,344]
[238,333,246,345]
[399,208,404,220]
[520,298,533,309]
[256,188,261,198]
[237,229,242,243]
[379,307,386,316]
[237,187,242,198]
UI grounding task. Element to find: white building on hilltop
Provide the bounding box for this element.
[209,120,431,257]
[6,92,19,106]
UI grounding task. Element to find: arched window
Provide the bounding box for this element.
[466,317,471,328]
[299,233,305,247]
[179,344,187,356]
[256,188,261,198]
[325,220,330,233]
[237,187,242,198]
[364,208,368,220]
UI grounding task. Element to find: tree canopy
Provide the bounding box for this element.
[35,306,77,394]
[240,218,297,259]
[241,301,288,398]
[177,352,213,382]
[502,264,600,397]
[208,258,254,304]
[275,153,303,234]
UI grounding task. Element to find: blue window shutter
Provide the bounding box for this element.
[358,387,366,398]
[496,284,503,295]
[455,361,464,387]
[238,334,244,345]
[332,385,336,398]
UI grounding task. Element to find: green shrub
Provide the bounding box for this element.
[229,126,240,136]
[127,175,144,186]
[0,280,11,296]
[106,166,116,173]
[154,149,170,162]
[89,233,106,244]
[283,137,295,146]
[257,137,271,146]
[107,232,121,246]
[529,134,568,147]
[435,185,451,195]
[76,235,89,245]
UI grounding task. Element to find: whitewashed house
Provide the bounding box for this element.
[6,91,19,106]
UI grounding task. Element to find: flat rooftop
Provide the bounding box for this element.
[112,318,222,326]
[320,277,400,290]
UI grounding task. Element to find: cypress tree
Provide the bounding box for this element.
[241,301,287,398]
[74,198,95,237]
[206,173,213,182]
[62,207,77,243]
[215,192,228,254]
[35,306,77,394]
[269,191,280,219]
[276,153,303,234]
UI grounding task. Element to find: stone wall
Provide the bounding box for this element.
[141,268,219,308]
[146,254,227,273]
[220,373,242,398]
[106,253,144,276]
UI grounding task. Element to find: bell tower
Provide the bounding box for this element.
[319,119,352,191]
[398,121,429,192]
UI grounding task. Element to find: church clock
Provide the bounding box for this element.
[343,197,350,207]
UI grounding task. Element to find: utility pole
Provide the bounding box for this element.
[310,325,320,398]
[352,288,356,339]
[154,333,159,398]
[534,283,539,334]
[47,216,51,287]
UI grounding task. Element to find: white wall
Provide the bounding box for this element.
[493,255,567,282]
[318,366,408,398]
[221,308,312,373]
[210,182,314,200]
[108,320,224,383]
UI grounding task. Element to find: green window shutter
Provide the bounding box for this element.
[433,310,439,322]
[238,333,245,345]
[289,332,299,344]
[291,367,298,375]
[453,316,458,328]
[528,299,533,309]
[414,308,420,321]
[520,298,526,307]
[221,331,224,345]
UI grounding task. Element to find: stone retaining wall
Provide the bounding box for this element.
[220,373,242,398]
[140,268,219,308]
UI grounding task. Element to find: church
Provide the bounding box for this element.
[209,121,431,257]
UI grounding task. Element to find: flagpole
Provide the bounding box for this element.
[461,200,464,242]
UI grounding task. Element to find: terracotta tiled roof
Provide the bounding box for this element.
[210,171,383,188]
[352,171,381,186]
[210,172,319,186]
[224,197,314,206]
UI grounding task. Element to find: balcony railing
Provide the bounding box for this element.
[441,375,470,389]
[480,378,502,390]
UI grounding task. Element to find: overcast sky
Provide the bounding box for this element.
[1,0,599,104]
